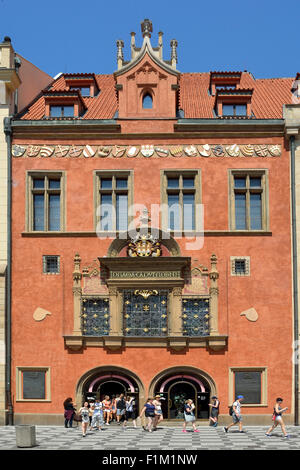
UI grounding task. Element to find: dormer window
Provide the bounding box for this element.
[50,105,74,117]
[215,88,253,118]
[223,103,247,117]
[43,90,87,119]
[142,92,153,109]
[65,74,100,98]
[210,71,242,96]
[69,86,90,97]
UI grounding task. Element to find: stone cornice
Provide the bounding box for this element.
[0,68,21,91]
[175,119,285,137]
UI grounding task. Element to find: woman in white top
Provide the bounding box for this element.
[79,402,90,437]
[153,395,164,430]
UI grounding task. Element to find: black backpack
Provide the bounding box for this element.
[229,404,234,416]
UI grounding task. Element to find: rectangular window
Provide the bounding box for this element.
[235,371,262,404]
[81,298,110,336]
[43,255,60,274]
[69,86,90,97]
[229,367,267,407]
[182,298,209,336]
[95,171,133,233]
[162,170,201,233]
[16,367,51,402]
[50,105,74,117]
[27,172,65,232]
[223,103,247,116]
[123,290,168,337]
[229,171,268,231]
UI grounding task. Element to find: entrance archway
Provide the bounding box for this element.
[75,366,145,414]
[149,366,217,420]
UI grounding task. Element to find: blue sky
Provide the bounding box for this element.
[0,0,299,79]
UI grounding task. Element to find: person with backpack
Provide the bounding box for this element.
[182,399,200,433]
[265,397,290,438]
[224,395,244,433]
[123,396,137,429]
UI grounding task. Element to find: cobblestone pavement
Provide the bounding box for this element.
[1,423,300,451]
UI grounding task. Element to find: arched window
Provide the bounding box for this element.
[142,92,153,109]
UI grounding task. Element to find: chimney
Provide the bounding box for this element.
[116,40,124,70]
[170,39,178,69]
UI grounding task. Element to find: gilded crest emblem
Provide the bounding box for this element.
[12,145,26,157]
[55,145,69,157]
[254,145,268,157]
[127,146,139,157]
[268,145,281,157]
[226,144,240,157]
[83,145,96,158]
[40,146,54,157]
[112,145,126,158]
[240,144,254,157]
[170,146,183,157]
[26,145,40,157]
[198,144,211,157]
[98,146,111,157]
[184,145,198,157]
[127,233,161,257]
[141,145,154,157]
[155,147,169,157]
[69,146,82,157]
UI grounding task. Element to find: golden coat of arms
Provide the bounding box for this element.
[127,233,162,257]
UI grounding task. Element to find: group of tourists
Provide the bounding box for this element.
[63,394,290,438]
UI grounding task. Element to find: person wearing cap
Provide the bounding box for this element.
[224,395,244,433]
[153,395,164,430]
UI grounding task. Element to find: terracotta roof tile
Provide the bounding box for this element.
[20,71,294,120]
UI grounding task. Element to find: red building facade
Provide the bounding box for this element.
[9,20,295,424]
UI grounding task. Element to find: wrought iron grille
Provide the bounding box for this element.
[81,298,110,336]
[182,298,209,336]
[123,289,168,337]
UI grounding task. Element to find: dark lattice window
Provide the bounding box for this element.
[234,259,246,275]
[182,298,209,336]
[43,255,60,274]
[123,290,168,337]
[81,298,110,336]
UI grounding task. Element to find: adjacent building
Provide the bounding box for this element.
[7,20,297,425]
[0,36,52,425]
[284,77,300,424]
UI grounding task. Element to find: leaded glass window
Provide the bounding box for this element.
[123,290,168,337]
[29,174,63,232]
[182,298,209,336]
[81,298,110,336]
[231,172,267,231]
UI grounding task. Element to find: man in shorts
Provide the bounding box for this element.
[224,395,244,433]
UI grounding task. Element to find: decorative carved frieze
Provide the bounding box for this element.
[12,143,282,158]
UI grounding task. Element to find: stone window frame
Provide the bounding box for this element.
[160,169,202,236]
[228,367,268,408]
[16,366,51,402]
[93,169,134,235]
[25,170,66,233]
[228,169,269,232]
[42,255,60,275]
[230,256,250,276]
